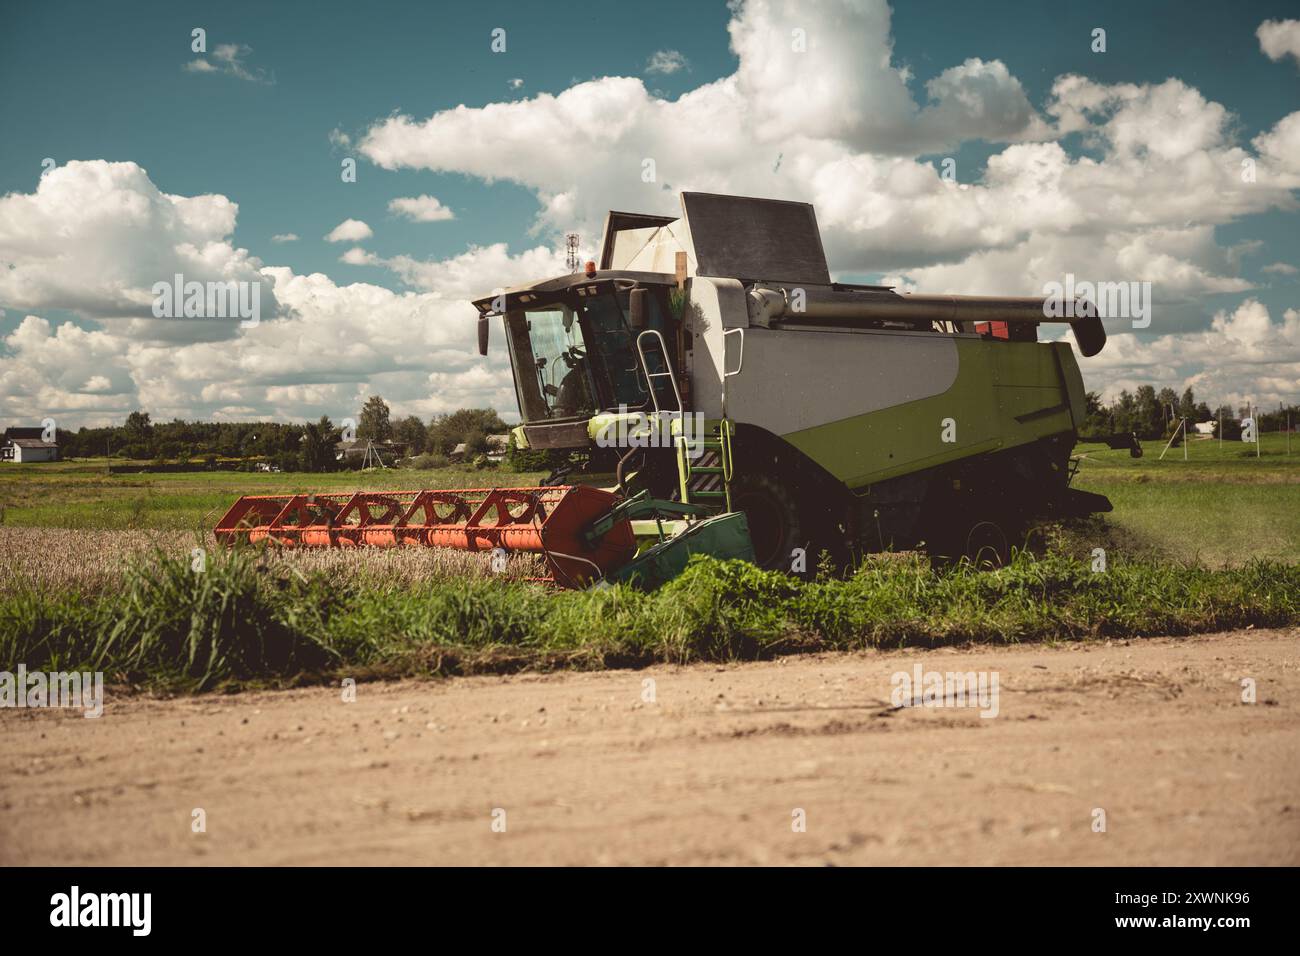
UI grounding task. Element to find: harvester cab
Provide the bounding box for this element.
[217,192,1113,587]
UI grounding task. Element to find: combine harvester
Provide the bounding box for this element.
[217,193,1112,586]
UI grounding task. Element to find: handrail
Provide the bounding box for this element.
[721,327,744,420]
[721,419,734,484]
[635,329,683,414]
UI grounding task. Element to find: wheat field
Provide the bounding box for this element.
[0,527,547,593]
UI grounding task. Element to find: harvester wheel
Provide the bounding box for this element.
[964,518,1011,569]
[729,472,804,572]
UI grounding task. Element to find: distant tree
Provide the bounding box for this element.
[124,408,153,442]
[1111,389,1136,435]
[1079,390,1113,440]
[426,408,509,455]
[1134,385,1162,439]
[300,416,338,472]
[357,395,392,442]
[393,415,427,455]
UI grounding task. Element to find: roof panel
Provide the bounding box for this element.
[681,192,831,285]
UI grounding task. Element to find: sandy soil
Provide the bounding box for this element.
[2,628,1297,866]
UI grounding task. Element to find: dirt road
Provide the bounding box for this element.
[3,629,1297,866]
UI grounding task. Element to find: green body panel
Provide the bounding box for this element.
[607,511,754,590]
[630,518,690,550]
[780,338,1078,490]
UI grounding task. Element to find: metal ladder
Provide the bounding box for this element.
[676,419,734,512]
[675,328,744,513]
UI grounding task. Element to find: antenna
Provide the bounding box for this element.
[565,233,580,273]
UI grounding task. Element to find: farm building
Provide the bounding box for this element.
[334,439,408,465]
[3,438,60,462]
[2,426,59,462]
[449,434,510,463]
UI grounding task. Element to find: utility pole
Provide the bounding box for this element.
[1249,401,1260,459]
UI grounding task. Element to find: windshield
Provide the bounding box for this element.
[503,288,672,423]
[506,304,595,421]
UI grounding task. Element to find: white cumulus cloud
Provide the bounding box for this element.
[1258,18,1300,65]
[1079,299,1300,408]
[324,219,373,243]
[646,50,689,75]
[0,159,277,341]
[388,195,455,222]
[185,42,273,84]
[0,165,564,425]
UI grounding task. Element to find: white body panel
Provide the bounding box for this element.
[687,277,959,436]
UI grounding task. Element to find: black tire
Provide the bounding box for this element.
[925,506,1016,569]
[730,470,852,576]
[729,471,806,572]
[964,518,1011,569]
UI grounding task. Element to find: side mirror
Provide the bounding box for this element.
[477,313,490,356]
[628,288,648,332]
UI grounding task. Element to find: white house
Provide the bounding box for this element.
[2,438,59,462]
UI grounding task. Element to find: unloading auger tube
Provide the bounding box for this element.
[743,285,1107,357]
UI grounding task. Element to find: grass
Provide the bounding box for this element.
[1071,433,1300,565]
[2,544,1297,692]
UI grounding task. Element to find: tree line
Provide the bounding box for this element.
[1080,385,1297,442]
[44,397,510,471]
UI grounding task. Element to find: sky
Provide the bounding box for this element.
[1,0,1298,429]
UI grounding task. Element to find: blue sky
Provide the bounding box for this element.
[1,0,1298,426]
[1,1,735,288]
